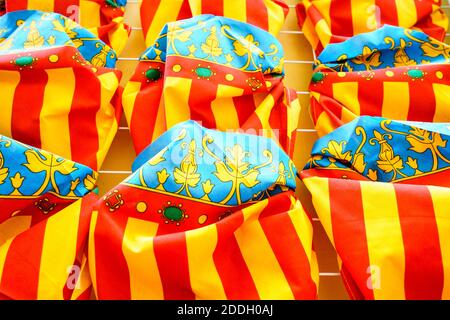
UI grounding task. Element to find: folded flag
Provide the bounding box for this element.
[4,0,130,54]
[123,15,300,158]
[301,117,450,299]
[297,0,448,55]
[0,135,98,300]
[140,0,289,46]
[309,26,450,137]
[89,121,318,300]
[0,10,122,171]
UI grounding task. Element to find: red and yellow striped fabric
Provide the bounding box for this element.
[302,171,450,300]
[5,0,130,54]
[0,46,122,171]
[140,0,289,46]
[89,191,319,300]
[297,0,448,55]
[310,63,450,137]
[0,194,96,300]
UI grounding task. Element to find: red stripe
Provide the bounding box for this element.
[246,0,269,31]
[188,79,218,128]
[407,80,436,122]
[202,0,224,16]
[140,0,162,37]
[153,232,195,299]
[54,0,80,16]
[259,193,317,299]
[177,0,192,20]
[328,178,374,300]
[376,0,398,26]
[68,67,101,170]
[268,83,289,154]
[329,0,353,37]
[11,70,48,149]
[214,211,260,299]
[5,0,28,11]
[394,184,444,300]
[233,95,261,129]
[358,77,383,117]
[0,219,47,299]
[93,209,131,299]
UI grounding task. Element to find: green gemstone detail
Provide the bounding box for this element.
[163,206,183,221]
[312,71,325,83]
[196,67,212,78]
[145,68,161,81]
[407,69,424,79]
[15,56,34,67]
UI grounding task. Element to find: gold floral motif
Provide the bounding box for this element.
[352,46,382,70]
[156,169,170,190]
[404,30,450,62]
[23,149,77,195]
[203,136,272,205]
[0,151,8,185]
[10,172,24,196]
[321,141,352,163]
[167,22,192,55]
[201,26,222,60]
[174,140,201,197]
[23,21,45,49]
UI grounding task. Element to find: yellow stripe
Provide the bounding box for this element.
[88,210,98,297]
[79,0,102,28]
[122,218,163,299]
[315,111,336,137]
[28,0,54,11]
[301,15,320,49]
[38,199,82,300]
[164,77,192,129]
[253,92,278,143]
[145,0,186,46]
[108,17,129,56]
[428,186,450,300]
[303,177,335,247]
[382,82,410,120]
[70,254,91,300]
[211,85,242,131]
[152,94,167,142]
[432,84,450,122]
[315,19,332,48]
[395,0,417,27]
[186,224,227,300]
[313,0,332,26]
[234,200,294,299]
[360,181,405,300]
[332,82,360,121]
[40,68,75,160]
[288,199,319,287]
[430,4,449,32]
[286,92,301,138]
[223,0,247,22]
[0,71,21,138]
[96,72,120,170]
[351,0,376,34]
[263,0,286,35]
[0,216,32,282]
[122,81,142,126]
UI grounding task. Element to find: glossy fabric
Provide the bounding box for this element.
[296,0,448,55]
[0,10,122,171]
[0,135,98,300]
[309,26,450,137]
[89,121,319,300]
[123,15,300,157]
[301,117,450,299]
[140,0,289,46]
[5,0,130,54]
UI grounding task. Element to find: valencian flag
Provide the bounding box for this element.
[0,135,98,300]
[140,0,289,46]
[301,116,450,299]
[0,10,122,171]
[297,0,448,55]
[4,0,130,54]
[309,25,450,137]
[89,121,319,300]
[123,15,300,158]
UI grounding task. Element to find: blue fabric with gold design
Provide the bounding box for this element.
[0,10,117,67]
[304,116,450,183]
[0,135,95,197]
[140,14,285,75]
[130,120,296,206]
[316,25,450,72]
